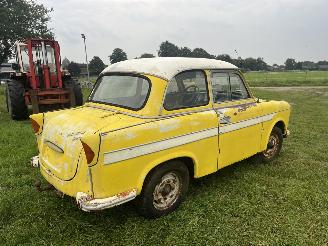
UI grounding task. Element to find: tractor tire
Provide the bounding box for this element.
[5,80,28,120]
[63,78,83,106]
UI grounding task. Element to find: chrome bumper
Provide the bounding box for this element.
[76,189,137,212]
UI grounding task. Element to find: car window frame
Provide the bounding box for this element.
[87,72,152,111]
[210,69,251,104]
[163,69,210,111]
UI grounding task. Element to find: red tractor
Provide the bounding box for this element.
[5,39,83,120]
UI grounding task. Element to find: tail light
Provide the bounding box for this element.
[29,113,44,135]
[80,134,100,167]
[81,141,95,164]
[31,118,40,133]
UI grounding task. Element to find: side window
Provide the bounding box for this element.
[164,70,209,110]
[211,73,230,102]
[230,74,249,100]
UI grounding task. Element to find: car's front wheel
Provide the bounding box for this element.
[258,126,283,163]
[137,161,189,218]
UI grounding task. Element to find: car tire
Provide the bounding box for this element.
[257,126,283,163]
[137,161,190,218]
[6,80,28,120]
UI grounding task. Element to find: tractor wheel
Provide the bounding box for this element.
[64,78,83,106]
[5,80,28,120]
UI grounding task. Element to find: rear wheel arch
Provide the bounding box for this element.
[136,158,192,218]
[137,155,197,195]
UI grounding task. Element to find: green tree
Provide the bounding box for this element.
[243,57,258,70]
[179,47,192,57]
[232,57,245,69]
[285,58,297,70]
[191,48,214,58]
[89,56,106,75]
[216,54,233,63]
[139,53,155,58]
[317,60,328,65]
[61,57,70,70]
[0,0,53,64]
[67,62,81,76]
[109,48,127,64]
[158,41,180,57]
[295,62,303,70]
[256,57,268,71]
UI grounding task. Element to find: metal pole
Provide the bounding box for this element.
[81,34,90,82]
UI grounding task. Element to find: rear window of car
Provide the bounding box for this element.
[89,74,151,110]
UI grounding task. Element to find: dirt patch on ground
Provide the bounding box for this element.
[253,86,328,96]
[252,86,328,92]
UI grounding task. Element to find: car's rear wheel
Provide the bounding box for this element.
[137,161,189,218]
[257,126,283,163]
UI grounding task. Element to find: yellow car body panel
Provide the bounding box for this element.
[30,58,291,211]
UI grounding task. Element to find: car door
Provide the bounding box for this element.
[211,71,263,169]
[160,70,219,177]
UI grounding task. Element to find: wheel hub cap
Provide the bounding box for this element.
[153,172,181,210]
[263,133,279,158]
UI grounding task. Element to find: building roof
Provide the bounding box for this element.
[101,57,238,80]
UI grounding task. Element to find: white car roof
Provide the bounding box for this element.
[101,57,238,81]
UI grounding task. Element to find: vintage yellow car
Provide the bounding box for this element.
[30,57,291,218]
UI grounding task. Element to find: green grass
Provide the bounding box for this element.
[78,76,98,83]
[244,71,328,87]
[1,86,328,245]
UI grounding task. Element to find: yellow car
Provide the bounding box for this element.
[30,57,291,218]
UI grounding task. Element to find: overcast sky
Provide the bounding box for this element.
[40,0,328,65]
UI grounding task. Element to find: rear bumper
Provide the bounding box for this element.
[76,189,137,212]
[32,155,137,211]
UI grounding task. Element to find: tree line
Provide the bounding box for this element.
[65,41,328,76]
[1,1,327,75]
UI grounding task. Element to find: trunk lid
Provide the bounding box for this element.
[39,105,146,180]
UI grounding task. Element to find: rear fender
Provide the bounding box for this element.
[80,133,101,167]
[136,150,198,195]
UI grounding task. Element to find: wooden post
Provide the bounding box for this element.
[69,87,76,107]
[29,89,39,113]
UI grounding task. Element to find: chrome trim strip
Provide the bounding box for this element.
[219,113,275,134]
[104,127,218,164]
[103,112,279,164]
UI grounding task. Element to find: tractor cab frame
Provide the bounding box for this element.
[16,39,64,90]
[5,39,83,120]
